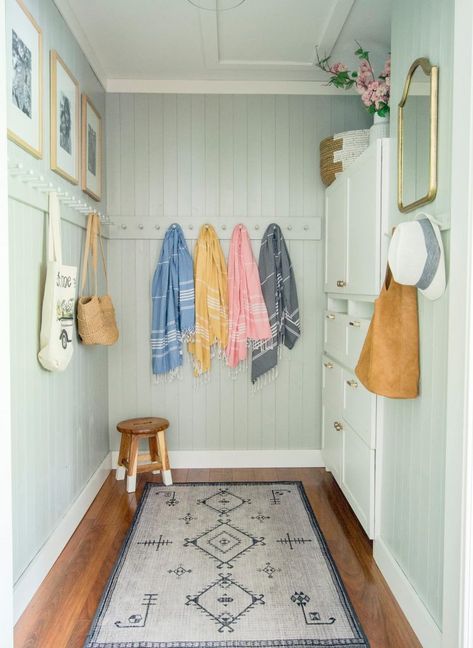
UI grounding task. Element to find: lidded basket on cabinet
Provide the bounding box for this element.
[320,129,370,187]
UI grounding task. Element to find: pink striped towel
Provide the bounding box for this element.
[226,224,272,369]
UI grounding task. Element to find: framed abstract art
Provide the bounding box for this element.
[81,94,102,201]
[6,0,43,158]
[50,50,79,184]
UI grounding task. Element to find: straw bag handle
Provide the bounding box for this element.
[80,213,109,296]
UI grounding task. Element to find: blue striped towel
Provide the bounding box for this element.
[151,224,195,378]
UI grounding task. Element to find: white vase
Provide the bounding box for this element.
[369,113,390,144]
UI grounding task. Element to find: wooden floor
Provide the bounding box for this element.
[15,468,421,648]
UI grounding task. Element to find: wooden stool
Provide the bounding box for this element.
[115,417,172,492]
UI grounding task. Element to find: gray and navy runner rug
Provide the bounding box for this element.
[84,482,369,647]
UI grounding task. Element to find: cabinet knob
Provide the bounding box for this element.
[323,361,333,369]
[346,379,358,388]
[326,313,336,320]
[333,421,343,431]
[336,280,346,288]
[349,320,361,327]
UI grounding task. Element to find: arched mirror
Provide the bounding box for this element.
[397,57,439,213]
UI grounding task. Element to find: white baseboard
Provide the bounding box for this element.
[111,449,324,470]
[13,453,112,623]
[373,538,442,648]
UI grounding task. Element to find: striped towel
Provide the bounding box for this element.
[251,224,301,384]
[188,224,228,376]
[226,224,272,369]
[151,224,195,380]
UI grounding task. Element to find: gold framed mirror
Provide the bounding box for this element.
[397,57,439,213]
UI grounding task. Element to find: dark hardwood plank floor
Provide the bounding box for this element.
[14,468,421,648]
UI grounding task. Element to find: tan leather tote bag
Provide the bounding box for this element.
[77,213,119,346]
[355,265,419,399]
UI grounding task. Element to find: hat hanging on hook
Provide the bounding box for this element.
[388,213,446,300]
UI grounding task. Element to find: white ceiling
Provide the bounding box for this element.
[54,0,391,93]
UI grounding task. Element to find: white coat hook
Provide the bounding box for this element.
[155,224,161,230]
[30,175,47,188]
[20,169,36,183]
[287,224,293,231]
[189,224,194,230]
[221,224,227,231]
[38,181,55,194]
[121,224,127,230]
[254,224,260,230]
[303,224,309,231]
[138,223,144,230]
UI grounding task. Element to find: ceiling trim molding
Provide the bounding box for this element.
[105,78,353,95]
[198,0,355,71]
[53,0,108,89]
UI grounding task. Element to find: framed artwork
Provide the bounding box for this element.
[50,50,79,184]
[6,0,43,158]
[81,94,102,201]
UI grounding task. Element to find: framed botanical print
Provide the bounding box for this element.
[50,50,79,184]
[81,94,102,201]
[6,0,43,158]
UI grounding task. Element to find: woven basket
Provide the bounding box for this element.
[320,129,370,187]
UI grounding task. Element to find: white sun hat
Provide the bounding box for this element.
[388,215,446,301]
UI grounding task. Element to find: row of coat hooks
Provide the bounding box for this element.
[7,159,109,223]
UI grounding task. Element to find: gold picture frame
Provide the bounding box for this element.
[7,0,43,158]
[50,50,80,184]
[81,94,102,202]
[397,57,439,213]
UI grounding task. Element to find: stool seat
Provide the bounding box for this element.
[115,416,172,492]
[117,417,169,435]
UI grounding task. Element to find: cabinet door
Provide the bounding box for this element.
[324,311,347,364]
[345,145,381,295]
[322,403,343,482]
[325,178,347,293]
[342,423,375,538]
[322,355,343,410]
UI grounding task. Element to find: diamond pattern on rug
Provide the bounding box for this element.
[185,520,265,568]
[84,482,370,648]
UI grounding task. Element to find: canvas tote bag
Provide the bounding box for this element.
[355,264,419,399]
[38,192,78,371]
[77,212,119,345]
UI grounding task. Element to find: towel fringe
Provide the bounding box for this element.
[251,365,279,392]
[152,366,182,384]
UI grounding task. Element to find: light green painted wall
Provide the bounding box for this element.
[379,0,454,628]
[105,93,371,453]
[7,0,108,583]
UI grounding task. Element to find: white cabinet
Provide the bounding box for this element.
[324,139,389,297]
[321,139,388,540]
[325,179,347,293]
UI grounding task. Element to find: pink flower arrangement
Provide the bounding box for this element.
[317,43,390,118]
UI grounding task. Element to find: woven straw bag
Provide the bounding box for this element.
[320,129,370,187]
[77,213,119,346]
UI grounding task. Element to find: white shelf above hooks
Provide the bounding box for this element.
[105,217,321,241]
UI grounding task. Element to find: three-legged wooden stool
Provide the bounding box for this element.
[115,417,172,493]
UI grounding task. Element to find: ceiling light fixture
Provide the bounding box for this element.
[186,0,247,11]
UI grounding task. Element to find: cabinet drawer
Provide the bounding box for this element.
[324,311,347,364]
[342,423,375,538]
[346,317,370,367]
[342,369,376,449]
[322,403,343,482]
[322,355,343,409]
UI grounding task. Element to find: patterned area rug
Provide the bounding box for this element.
[85,482,369,647]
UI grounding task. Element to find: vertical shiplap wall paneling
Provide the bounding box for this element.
[378,0,454,627]
[7,0,108,584]
[106,93,370,454]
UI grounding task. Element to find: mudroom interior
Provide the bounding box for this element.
[3,0,470,646]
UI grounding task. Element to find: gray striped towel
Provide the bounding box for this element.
[251,224,300,384]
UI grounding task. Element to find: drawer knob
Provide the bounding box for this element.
[333,421,343,431]
[323,361,334,369]
[326,313,336,320]
[346,379,359,388]
[336,280,346,288]
[349,320,361,327]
